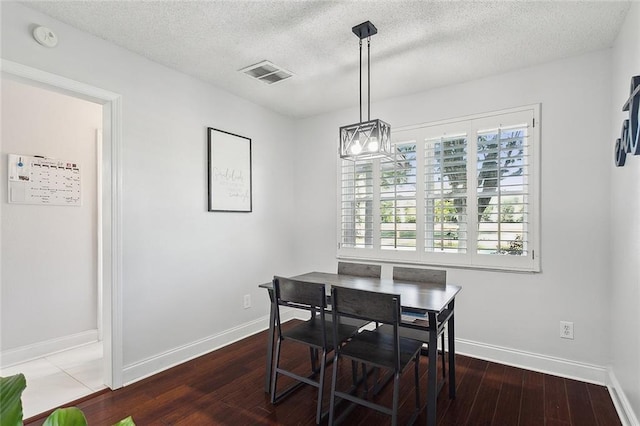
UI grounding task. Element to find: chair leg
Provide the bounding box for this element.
[373,367,380,391]
[315,349,328,425]
[310,347,318,375]
[391,372,400,426]
[362,363,369,399]
[328,354,340,426]
[441,332,446,378]
[351,360,358,386]
[270,337,282,404]
[414,353,421,411]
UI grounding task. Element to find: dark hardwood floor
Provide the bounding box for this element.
[25,321,621,425]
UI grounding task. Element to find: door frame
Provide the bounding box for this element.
[1,59,124,389]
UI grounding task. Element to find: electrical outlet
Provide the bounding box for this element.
[243,294,251,309]
[560,321,574,339]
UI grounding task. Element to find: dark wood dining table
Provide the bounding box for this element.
[259,271,461,426]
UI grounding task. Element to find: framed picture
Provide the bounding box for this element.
[207,127,252,212]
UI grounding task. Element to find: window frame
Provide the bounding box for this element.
[337,104,541,272]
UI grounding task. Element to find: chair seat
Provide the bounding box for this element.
[283,319,358,350]
[339,330,422,370]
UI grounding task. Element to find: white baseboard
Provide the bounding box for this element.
[121,313,619,403]
[122,309,299,386]
[607,368,640,426]
[454,337,607,385]
[1,330,99,368]
[275,315,609,388]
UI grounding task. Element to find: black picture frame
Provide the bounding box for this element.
[207,127,252,212]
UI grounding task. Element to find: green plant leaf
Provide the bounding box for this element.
[0,373,26,426]
[42,408,87,426]
[112,416,135,426]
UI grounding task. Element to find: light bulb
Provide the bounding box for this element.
[351,143,362,155]
[367,137,379,152]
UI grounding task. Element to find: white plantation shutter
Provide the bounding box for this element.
[425,135,468,253]
[337,105,540,272]
[476,125,530,256]
[380,143,418,250]
[340,160,374,248]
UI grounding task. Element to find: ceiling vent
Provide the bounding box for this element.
[239,60,293,85]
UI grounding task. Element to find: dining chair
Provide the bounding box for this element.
[270,276,358,425]
[337,261,382,278]
[328,287,422,426]
[337,261,382,329]
[388,266,447,378]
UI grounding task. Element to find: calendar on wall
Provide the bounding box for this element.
[7,154,81,206]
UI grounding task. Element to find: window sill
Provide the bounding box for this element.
[336,252,541,273]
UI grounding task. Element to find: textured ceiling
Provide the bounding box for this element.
[23,1,631,118]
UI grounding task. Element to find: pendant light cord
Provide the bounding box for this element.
[359,39,363,123]
[367,37,371,121]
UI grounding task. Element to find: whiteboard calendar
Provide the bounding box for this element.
[7,154,81,206]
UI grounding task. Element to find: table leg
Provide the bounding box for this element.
[427,312,438,426]
[264,289,276,394]
[447,300,456,399]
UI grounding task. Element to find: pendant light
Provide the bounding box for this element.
[339,21,391,161]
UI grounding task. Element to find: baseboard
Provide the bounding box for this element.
[277,311,610,385]
[607,368,639,426]
[121,313,613,393]
[1,330,99,368]
[122,309,299,385]
[454,337,607,385]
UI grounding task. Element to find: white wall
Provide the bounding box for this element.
[294,50,613,381]
[610,2,640,423]
[1,2,297,380]
[0,79,101,355]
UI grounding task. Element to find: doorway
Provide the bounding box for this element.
[0,60,123,411]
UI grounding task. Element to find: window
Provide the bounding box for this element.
[338,105,540,272]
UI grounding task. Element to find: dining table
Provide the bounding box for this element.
[259,271,461,426]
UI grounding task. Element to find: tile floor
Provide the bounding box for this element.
[0,341,106,419]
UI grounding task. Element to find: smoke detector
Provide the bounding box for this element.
[33,26,58,48]
[239,60,293,85]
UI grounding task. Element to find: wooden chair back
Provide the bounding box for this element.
[273,276,326,310]
[337,262,381,278]
[331,287,400,325]
[393,266,446,285]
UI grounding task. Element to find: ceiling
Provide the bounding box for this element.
[23,1,631,119]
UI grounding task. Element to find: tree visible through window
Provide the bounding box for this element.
[476,128,528,256]
[426,136,467,253]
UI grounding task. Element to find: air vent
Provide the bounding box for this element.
[239,60,293,85]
